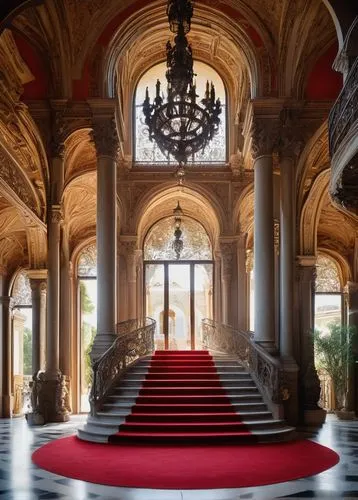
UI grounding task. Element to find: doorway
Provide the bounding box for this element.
[145,261,213,350]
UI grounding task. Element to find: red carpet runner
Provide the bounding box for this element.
[109,350,255,444]
[32,437,340,489]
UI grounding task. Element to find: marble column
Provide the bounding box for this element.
[124,240,138,320]
[220,242,235,326]
[251,118,277,351]
[0,292,12,418]
[237,234,248,331]
[28,128,69,424]
[214,250,222,324]
[60,226,72,413]
[297,256,326,424]
[28,272,47,375]
[91,114,118,360]
[279,157,295,357]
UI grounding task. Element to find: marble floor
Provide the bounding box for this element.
[0,414,357,499]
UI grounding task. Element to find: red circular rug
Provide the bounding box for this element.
[32,436,339,489]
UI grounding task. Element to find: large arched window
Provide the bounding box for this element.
[315,255,343,334]
[135,61,226,165]
[77,244,97,412]
[11,271,32,416]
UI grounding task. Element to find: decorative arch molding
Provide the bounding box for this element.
[233,183,254,236]
[134,184,223,250]
[0,142,42,218]
[299,168,330,256]
[64,128,96,184]
[317,247,351,288]
[71,236,97,280]
[62,171,96,247]
[296,121,329,216]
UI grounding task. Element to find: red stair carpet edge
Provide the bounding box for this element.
[32,436,339,489]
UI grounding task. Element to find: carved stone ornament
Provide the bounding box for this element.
[92,118,119,158]
[220,242,236,277]
[50,205,63,224]
[0,148,37,212]
[26,370,70,425]
[250,118,279,160]
[277,108,305,158]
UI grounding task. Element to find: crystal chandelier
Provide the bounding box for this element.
[143,0,222,179]
[173,201,184,259]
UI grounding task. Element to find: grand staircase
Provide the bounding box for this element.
[78,350,294,443]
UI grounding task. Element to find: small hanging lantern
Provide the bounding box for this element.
[173,201,184,259]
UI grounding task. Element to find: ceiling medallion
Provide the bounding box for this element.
[143,0,222,181]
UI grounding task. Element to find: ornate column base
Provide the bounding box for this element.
[90,333,117,362]
[301,361,327,426]
[280,356,299,426]
[2,396,11,418]
[255,340,279,355]
[26,371,70,426]
[304,408,327,426]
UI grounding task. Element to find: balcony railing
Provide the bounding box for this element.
[329,57,358,158]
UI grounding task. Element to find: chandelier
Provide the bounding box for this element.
[143,0,222,178]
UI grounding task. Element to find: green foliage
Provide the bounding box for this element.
[80,281,96,389]
[23,327,32,375]
[314,322,356,409]
[80,281,95,314]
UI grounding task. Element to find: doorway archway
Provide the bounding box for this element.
[144,216,213,350]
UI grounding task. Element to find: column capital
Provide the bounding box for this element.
[50,204,63,224]
[276,108,305,159]
[92,117,119,158]
[250,117,279,160]
[220,241,236,277]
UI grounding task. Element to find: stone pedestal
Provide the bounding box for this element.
[26,371,69,425]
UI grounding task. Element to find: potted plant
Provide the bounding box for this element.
[314,322,356,417]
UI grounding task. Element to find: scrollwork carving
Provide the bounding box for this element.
[0,148,37,212]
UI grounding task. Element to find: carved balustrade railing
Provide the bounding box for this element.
[202,318,285,405]
[329,57,358,158]
[90,317,156,415]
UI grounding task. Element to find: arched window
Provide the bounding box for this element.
[11,271,32,416]
[135,61,226,165]
[315,255,343,334]
[77,244,97,412]
[144,216,212,260]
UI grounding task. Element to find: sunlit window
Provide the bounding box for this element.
[77,244,97,412]
[11,270,32,416]
[315,255,342,334]
[135,61,226,165]
[144,216,212,260]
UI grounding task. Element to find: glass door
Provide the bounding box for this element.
[168,264,191,350]
[145,261,213,350]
